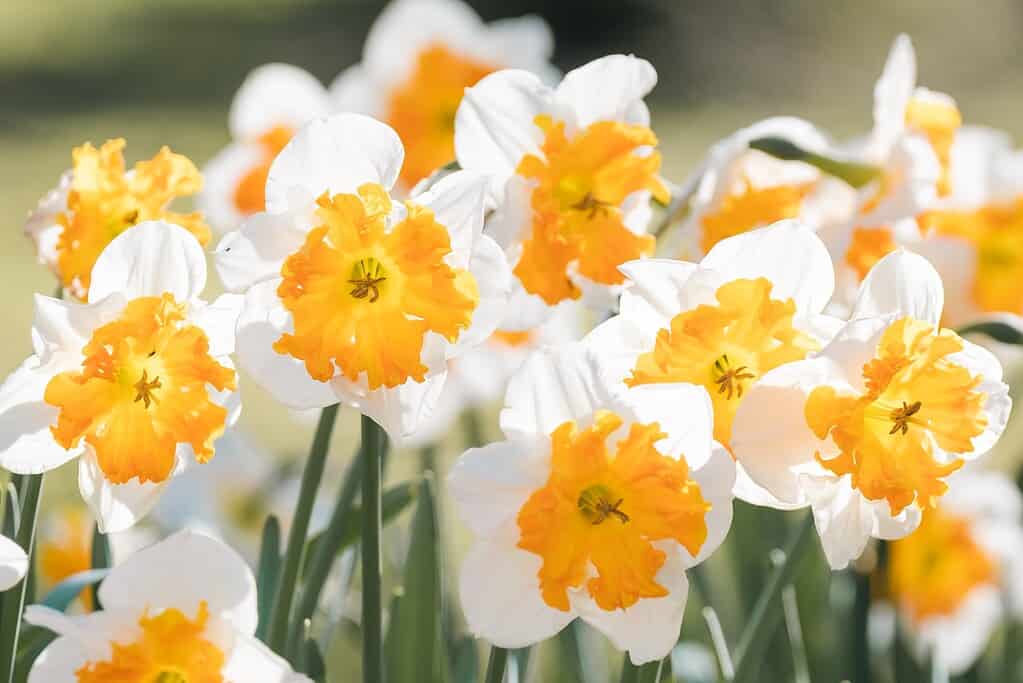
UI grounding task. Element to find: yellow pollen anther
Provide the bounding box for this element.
[348,257,388,303]
[712,354,756,400]
[889,400,922,436]
[133,370,162,409]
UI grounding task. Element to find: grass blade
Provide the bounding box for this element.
[256,515,281,642]
[361,414,386,683]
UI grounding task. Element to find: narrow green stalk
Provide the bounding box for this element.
[0,474,43,683]
[1004,620,1018,682]
[732,513,816,683]
[90,524,111,609]
[266,403,339,655]
[781,585,810,683]
[361,415,386,683]
[852,570,871,683]
[621,658,663,683]
[485,647,509,683]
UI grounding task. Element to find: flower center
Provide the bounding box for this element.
[56,139,211,300]
[232,125,294,215]
[844,226,897,281]
[385,43,497,187]
[44,294,236,485]
[905,94,961,197]
[274,184,479,389]
[513,115,669,306]
[888,507,997,623]
[75,602,225,683]
[805,317,988,514]
[627,278,818,447]
[517,410,710,612]
[700,175,815,254]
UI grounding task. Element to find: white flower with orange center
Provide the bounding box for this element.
[732,251,1011,568]
[25,530,311,683]
[448,344,734,664]
[215,113,510,441]
[0,535,28,593]
[25,139,211,301]
[885,468,1023,675]
[587,220,841,506]
[0,221,242,532]
[455,54,670,329]
[330,0,555,190]
[199,63,331,232]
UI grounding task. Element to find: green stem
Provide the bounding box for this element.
[732,513,816,683]
[0,474,43,683]
[266,404,339,655]
[485,647,509,683]
[361,415,386,683]
[852,570,871,683]
[1004,620,1018,682]
[621,658,664,683]
[90,524,111,610]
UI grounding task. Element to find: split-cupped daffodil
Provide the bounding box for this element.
[25,530,311,683]
[0,222,242,532]
[587,220,841,507]
[25,140,211,301]
[731,251,1011,569]
[215,113,510,442]
[447,344,735,664]
[455,54,669,330]
[330,0,555,190]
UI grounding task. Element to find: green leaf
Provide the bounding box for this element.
[748,137,881,189]
[256,515,282,642]
[302,638,327,683]
[384,474,445,683]
[452,638,479,683]
[90,525,111,610]
[40,569,108,612]
[957,320,1023,345]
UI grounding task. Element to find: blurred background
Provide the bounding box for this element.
[5,1,1023,680]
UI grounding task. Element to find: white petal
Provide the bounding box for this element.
[861,136,939,224]
[618,258,701,332]
[223,631,310,682]
[495,280,553,332]
[27,636,90,683]
[235,279,340,410]
[700,220,835,316]
[330,370,447,445]
[818,316,894,394]
[485,15,555,67]
[0,356,80,475]
[0,535,28,591]
[805,475,877,570]
[31,293,126,361]
[948,339,1011,457]
[584,314,654,388]
[617,383,714,470]
[88,221,208,304]
[100,529,258,636]
[448,437,549,537]
[573,543,688,665]
[198,142,263,234]
[328,64,384,117]
[555,55,657,130]
[191,293,244,357]
[78,452,168,533]
[214,211,306,292]
[444,234,512,358]
[24,606,136,661]
[872,34,916,157]
[915,586,1001,676]
[852,249,943,325]
[686,444,736,566]
[265,114,404,213]
[229,63,329,141]
[458,534,573,649]
[413,170,487,270]
[485,173,533,255]
[25,171,70,271]
[910,237,976,328]
[869,498,922,540]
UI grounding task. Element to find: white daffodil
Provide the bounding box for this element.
[25,139,211,301]
[675,117,857,261]
[330,0,554,190]
[448,344,735,665]
[455,54,670,329]
[25,530,310,683]
[215,113,510,442]
[0,221,242,533]
[0,535,28,592]
[587,220,840,507]
[732,251,1011,569]
[199,64,331,233]
[886,467,1023,675]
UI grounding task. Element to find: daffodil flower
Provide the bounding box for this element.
[199,63,331,232]
[455,54,670,329]
[732,251,1011,568]
[587,220,840,507]
[215,113,510,441]
[0,221,242,532]
[0,535,28,592]
[24,530,311,683]
[884,467,1023,675]
[25,139,211,301]
[330,0,555,189]
[448,344,735,664]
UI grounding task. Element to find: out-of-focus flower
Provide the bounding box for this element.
[448,344,734,664]
[732,251,1011,568]
[199,64,331,233]
[589,220,840,506]
[456,54,669,328]
[215,113,510,441]
[886,468,1023,675]
[0,535,28,592]
[330,0,554,189]
[0,222,242,532]
[25,139,210,301]
[25,530,310,683]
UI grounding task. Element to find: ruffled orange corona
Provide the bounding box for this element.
[44,294,236,485]
[39,509,94,610]
[905,95,962,197]
[806,318,987,514]
[274,184,479,389]
[845,226,898,281]
[517,410,710,612]
[700,177,815,254]
[232,125,293,215]
[627,278,818,447]
[57,140,210,299]
[514,115,669,305]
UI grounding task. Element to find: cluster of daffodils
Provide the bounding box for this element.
[1,3,1022,679]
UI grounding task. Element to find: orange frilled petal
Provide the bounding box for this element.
[844,226,898,282]
[44,294,236,485]
[517,411,710,612]
[274,185,479,390]
[700,177,815,254]
[232,125,294,216]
